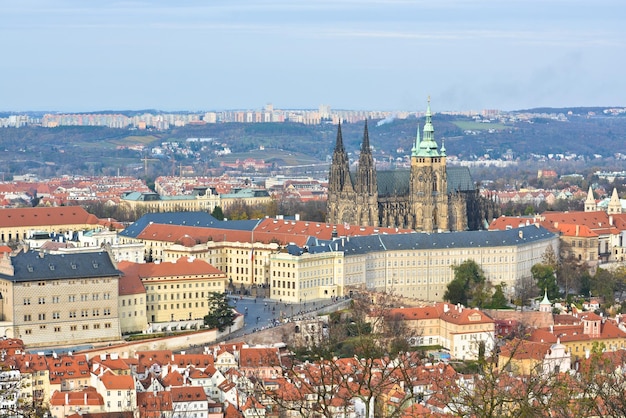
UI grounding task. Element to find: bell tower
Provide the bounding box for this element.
[409,98,448,232]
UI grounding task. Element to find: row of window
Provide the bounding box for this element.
[23,309,112,322]
[146,282,221,291]
[148,302,204,310]
[24,293,111,305]
[22,323,112,334]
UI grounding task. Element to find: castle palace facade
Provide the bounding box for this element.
[327,100,497,232]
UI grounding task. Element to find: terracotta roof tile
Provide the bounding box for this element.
[0,206,101,228]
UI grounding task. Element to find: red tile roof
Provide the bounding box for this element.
[0,206,101,228]
[46,354,90,385]
[137,391,173,415]
[386,303,494,326]
[499,338,553,361]
[117,261,147,296]
[119,257,224,280]
[135,216,413,247]
[49,387,104,406]
[170,386,207,403]
[99,371,134,390]
[239,347,281,368]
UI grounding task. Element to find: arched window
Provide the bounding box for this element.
[432,174,438,192]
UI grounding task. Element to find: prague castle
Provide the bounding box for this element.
[327,100,497,232]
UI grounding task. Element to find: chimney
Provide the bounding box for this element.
[576,225,580,236]
[443,304,449,313]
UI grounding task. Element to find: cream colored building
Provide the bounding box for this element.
[119,221,280,288]
[120,190,221,214]
[269,250,343,303]
[118,213,557,304]
[120,187,272,214]
[341,225,558,301]
[383,303,496,361]
[117,261,149,334]
[0,206,102,244]
[0,250,121,348]
[118,257,227,324]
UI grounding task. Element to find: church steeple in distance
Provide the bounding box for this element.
[411,120,421,157]
[334,121,345,153]
[329,121,353,193]
[357,119,376,195]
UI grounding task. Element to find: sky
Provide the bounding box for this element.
[1,0,625,113]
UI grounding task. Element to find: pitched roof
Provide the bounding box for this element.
[137,391,173,413]
[386,303,494,326]
[0,206,100,228]
[375,166,474,198]
[49,387,104,406]
[170,386,207,403]
[117,261,147,296]
[499,339,553,361]
[99,371,134,390]
[239,347,281,368]
[119,257,224,279]
[118,211,257,239]
[317,225,556,256]
[47,354,90,385]
[0,250,119,282]
[241,396,265,412]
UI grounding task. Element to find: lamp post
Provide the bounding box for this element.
[0,292,3,322]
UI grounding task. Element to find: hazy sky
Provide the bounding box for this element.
[2,0,625,112]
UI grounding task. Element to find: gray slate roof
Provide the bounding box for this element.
[305,225,556,256]
[119,212,259,238]
[0,250,119,282]
[354,166,475,198]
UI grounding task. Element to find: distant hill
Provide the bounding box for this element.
[1,109,626,178]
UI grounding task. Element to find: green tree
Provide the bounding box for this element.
[443,277,468,306]
[591,268,617,307]
[531,263,559,300]
[445,260,492,308]
[488,283,509,309]
[203,292,235,332]
[211,205,224,220]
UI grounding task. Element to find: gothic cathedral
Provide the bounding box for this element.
[327,100,497,232]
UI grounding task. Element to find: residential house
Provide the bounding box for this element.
[49,387,105,418]
[382,303,496,361]
[171,386,210,418]
[498,338,571,376]
[529,312,626,360]
[137,390,173,418]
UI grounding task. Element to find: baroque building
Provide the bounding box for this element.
[327,100,497,232]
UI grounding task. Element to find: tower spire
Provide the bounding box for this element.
[608,187,622,215]
[334,121,345,153]
[411,121,421,157]
[584,186,596,212]
[361,119,370,154]
[415,97,440,157]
